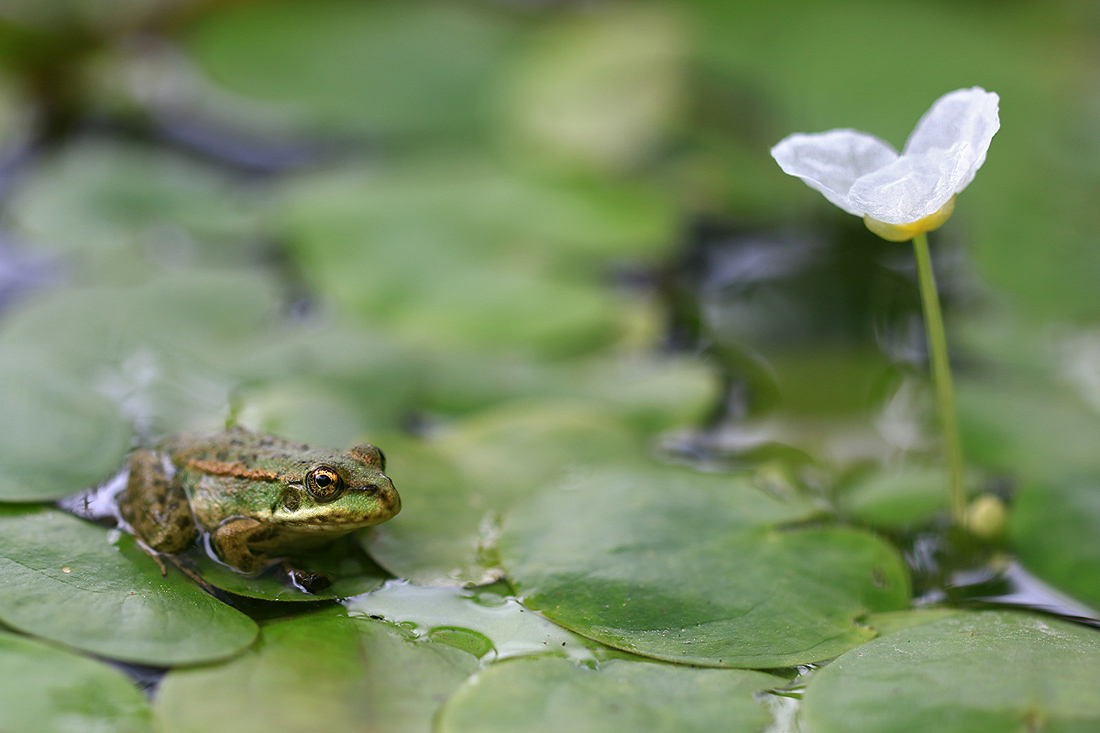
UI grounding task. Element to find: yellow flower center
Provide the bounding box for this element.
[863,195,956,242]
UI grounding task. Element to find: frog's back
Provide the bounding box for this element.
[162,427,320,477]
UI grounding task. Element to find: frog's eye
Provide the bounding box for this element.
[306,466,344,502]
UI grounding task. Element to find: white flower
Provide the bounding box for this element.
[770,87,999,241]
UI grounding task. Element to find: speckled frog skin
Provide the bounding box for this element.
[117,426,400,575]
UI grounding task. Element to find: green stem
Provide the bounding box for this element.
[911,232,966,524]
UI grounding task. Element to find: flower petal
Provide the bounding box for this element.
[770,129,898,216]
[902,87,1000,194]
[848,148,963,224]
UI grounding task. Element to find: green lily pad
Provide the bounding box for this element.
[863,608,963,638]
[345,582,608,663]
[1012,475,1100,613]
[387,264,620,357]
[156,608,479,733]
[0,505,257,665]
[500,466,910,668]
[501,4,685,172]
[230,380,375,449]
[0,630,154,733]
[840,466,964,529]
[365,403,645,585]
[188,0,517,138]
[420,351,716,434]
[958,378,1100,481]
[801,610,1100,733]
[0,346,132,501]
[0,271,284,379]
[278,160,675,267]
[188,534,388,602]
[437,656,778,733]
[0,271,297,501]
[274,163,676,356]
[4,141,258,270]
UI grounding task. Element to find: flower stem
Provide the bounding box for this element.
[911,232,966,524]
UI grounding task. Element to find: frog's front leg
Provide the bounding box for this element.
[118,449,197,555]
[209,516,274,574]
[211,518,331,592]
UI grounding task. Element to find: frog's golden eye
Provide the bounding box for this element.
[306,466,344,502]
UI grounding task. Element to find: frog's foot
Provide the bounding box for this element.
[127,536,172,576]
[274,561,332,594]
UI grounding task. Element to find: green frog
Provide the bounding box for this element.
[115,426,400,587]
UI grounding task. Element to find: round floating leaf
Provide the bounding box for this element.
[958,379,1100,480]
[801,610,1100,733]
[346,582,607,663]
[188,535,387,602]
[437,656,778,733]
[0,505,257,665]
[389,264,620,357]
[366,404,644,585]
[0,271,291,473]
[840,466,958,529]
[0,271,284,378]
[156,608,479,733]
[500,466,910,668]
[0,630,154,733]
[419,351,715,434]
[0,347,131,501]
[502,4,685,172]
[189,0,517,137]
[275,163,670,356]
[1012,475,1100,612]
[278,161,676,268]
[863,608,963,638]
[5,141,258,265]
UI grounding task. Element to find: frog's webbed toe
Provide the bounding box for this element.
[274,562,332,594]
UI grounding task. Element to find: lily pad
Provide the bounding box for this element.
[4,141,258,270]
[365,403,645,585]
[0,271,284,381]
[0,271,297,501]
[501,4,685,172]
[801,610,1100,733]
[0,630,154,733]
[437,656,778,733]
[500,466,910,668]
[863,608,963,637]
[188,534,388,602]
[420,350,716,434]
[840,466,963,529]
[156,608,479,733]
[958,379,1100,481]
[274,163,673,356]
[1012,475,1100,613]
[0,346,131,501]
[188,0,517,138]
[0,505,257,665]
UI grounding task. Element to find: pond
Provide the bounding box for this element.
[1,1,1099,731]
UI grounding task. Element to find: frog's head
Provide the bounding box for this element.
[275,443,400,531]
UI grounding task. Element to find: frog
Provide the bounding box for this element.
[115,426,400,589]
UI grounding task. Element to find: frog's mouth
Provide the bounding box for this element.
[273,483,401,530]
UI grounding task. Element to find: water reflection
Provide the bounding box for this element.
[662,217,954,469]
